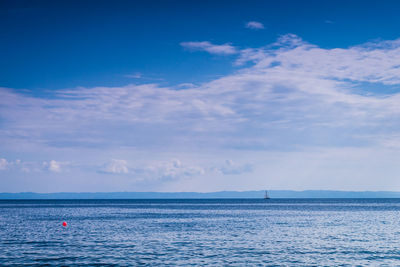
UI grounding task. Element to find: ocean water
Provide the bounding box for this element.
[1,199,400,266]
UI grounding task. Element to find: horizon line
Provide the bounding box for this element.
[2,189,400,194]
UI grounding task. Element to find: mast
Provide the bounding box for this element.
[264,190,270,199]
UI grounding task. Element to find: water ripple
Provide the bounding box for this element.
[1,199,400,265]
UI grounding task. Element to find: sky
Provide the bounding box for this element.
[2,0,400,193]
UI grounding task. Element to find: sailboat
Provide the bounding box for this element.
[264,190,270,199]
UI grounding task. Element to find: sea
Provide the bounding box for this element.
[1,198,400,266]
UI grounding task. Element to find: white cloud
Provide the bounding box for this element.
[49,160,61,172]
[180,41,237,55]
[124,72,142,79]
[245,21,264,30]
[4,35,400,153]
[0,158,8,170]
[42,160,62,172]
[213,159,253,175]
[4,35,400,190]
[238,34,400,86]
[3,35,400,154]
[132,159,205,182]
[0,158,26,171]
[101,159,129,174]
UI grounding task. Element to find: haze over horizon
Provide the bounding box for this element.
[2,0,400,193]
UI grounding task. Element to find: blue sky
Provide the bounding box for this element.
[2,0,400,192]
[3,0,400,90]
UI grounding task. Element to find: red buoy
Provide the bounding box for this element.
[62,221,67,227]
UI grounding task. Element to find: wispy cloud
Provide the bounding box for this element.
[245,21,264,30]
[3,35,400,153]
[43,160,65,173]
[101,159,129,174]
[4,35,400,151]
[212,160,253,175]
[124,72,142,79]
[0,158,8,170]
[3,35,400,190]
[131,159,205,182]
[0,158,68,173]
[180,41,237,55]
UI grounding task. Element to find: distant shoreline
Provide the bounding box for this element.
[1,190,400,199]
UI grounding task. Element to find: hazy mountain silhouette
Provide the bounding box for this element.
[1,190,400,199]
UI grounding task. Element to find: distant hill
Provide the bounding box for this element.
[1,190,400,199]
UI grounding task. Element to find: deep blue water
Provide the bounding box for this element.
[1,199,400,266]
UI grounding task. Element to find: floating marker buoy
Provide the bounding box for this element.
[62,221,67,227]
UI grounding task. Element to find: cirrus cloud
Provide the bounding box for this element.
[101,159,129,174]
[3,35,400,190]
[180,41,237,55]
[245,21,264,30]
[3,35,400,153]
[0,158,8,170]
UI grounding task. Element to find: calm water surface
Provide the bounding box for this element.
[1,199,400,266]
